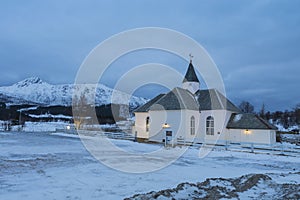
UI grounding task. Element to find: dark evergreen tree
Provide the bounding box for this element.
[282,110,290,129]
[265,111,271,121]
[0,102,6,109]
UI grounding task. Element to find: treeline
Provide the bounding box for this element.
[261,110,300,130]
[239,101,300,130]
[0,103,130,124]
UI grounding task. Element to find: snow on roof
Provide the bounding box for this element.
[233,114,243,122]
[227,113,277,130]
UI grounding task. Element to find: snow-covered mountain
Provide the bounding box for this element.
[0,77,147,108]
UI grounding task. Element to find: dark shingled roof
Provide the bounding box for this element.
[182,62,199,83]
[195,89,240,112]
[149,87,199,111]
[134,88,241,113]
[133,94,165,112]
[227,113,277,130]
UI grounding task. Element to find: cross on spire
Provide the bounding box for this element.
[189,53,194,63]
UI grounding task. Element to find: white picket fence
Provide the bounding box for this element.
[68,130,136,141]
[2,124,298,157]
[97,132,136,140]
[68,131,300,157]
[50,128,300,157]
[176,138,300,157]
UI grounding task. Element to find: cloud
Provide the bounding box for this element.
[0,0,299,111]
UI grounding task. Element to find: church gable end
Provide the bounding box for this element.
[149,87,199,111]
[195,89,240,112]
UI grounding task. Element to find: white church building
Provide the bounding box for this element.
[132,59,277,145]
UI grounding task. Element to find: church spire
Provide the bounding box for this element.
[183,55,199,83]
[182,54,200,94]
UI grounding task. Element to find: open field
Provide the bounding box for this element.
[0,131,299,199]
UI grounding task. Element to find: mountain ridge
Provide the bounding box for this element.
[0,77,147,108]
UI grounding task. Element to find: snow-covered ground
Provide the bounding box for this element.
[274,123,299,132]
[126,172,300,199]
[0,131,299,199]
[21,121,119,132]
[281,133,300,145]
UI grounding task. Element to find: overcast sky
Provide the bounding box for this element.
[0,0,299,111]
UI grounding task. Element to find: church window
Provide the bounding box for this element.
[190,116,195,135]
[206,116,214,135]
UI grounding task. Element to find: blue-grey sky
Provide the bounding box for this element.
[0,0,300,111]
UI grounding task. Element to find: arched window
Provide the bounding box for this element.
[190,116,195,135]
[146,117,150,132]
[206,116,214,135]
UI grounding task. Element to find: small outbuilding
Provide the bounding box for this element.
[227,113,277,144]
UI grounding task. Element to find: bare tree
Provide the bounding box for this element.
[259,103,266,119]
[239,101,255,113]
[73,93,89,129]
[294,103,300,124]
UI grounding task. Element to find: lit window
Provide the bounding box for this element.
[190,116,195,135]
[206,116,214,135]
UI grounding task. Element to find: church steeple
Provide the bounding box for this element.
[182,54,200,94]
[183,61,199,83]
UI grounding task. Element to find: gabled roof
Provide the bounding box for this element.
[134,88,200,112]
[195,89,240,112]
[133,94,165,112]
[134,88,241,113]
[182,62,199,83]
[227,113,277,130]
[149,87,199,111]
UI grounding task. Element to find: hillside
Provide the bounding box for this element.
[0,77,147,108]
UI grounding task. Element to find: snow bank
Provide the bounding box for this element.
[23,121,71,132]
[28,113,72,119]
[126,173,300,200]
[275,124,299,132]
